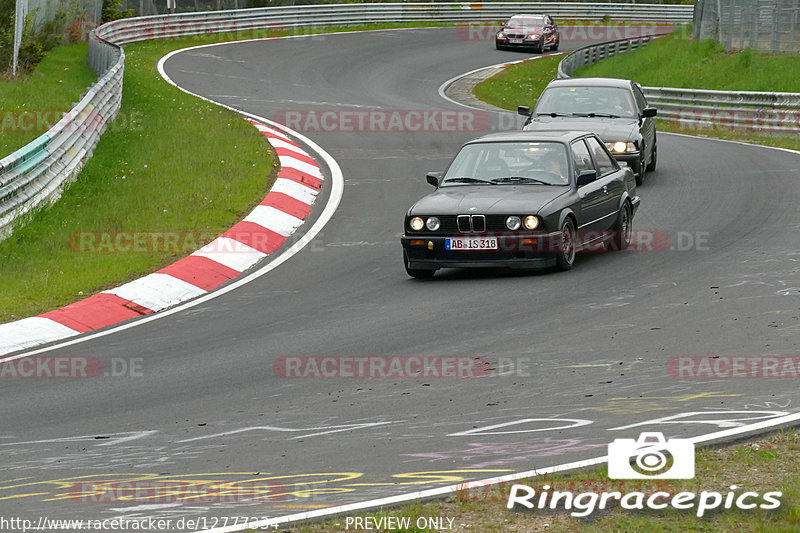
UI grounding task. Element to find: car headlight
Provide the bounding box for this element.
[409,217,424,231]
[505,216,521,231]
[497,32,506,39]
[523,215,539,230]
[527,34,539,40]
[426,217,440,231]
[606,141,636,153]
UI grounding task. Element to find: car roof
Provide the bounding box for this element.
[466,130,597,144]
[544,77,634,89]
[509,15,546,20]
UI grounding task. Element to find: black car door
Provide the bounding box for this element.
[572,139,607,237]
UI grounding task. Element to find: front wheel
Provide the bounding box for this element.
[404,251,435,279]
[551,39,559,51]
[555,218,576,271]
[606,202,632,251]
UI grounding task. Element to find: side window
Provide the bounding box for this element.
[571,140,594,175]
[633,84,648,114]
[585,137,617,176]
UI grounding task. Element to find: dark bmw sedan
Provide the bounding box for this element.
[519,78,657,185]
[401,131,640,279]
[496,14,560,52]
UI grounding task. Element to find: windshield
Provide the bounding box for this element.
[534,86,637,118]
[443,142,570,186]
[505,17,545,30]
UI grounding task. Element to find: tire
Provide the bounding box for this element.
[552,39,559,51]
[536,44,544,53]
[606,202,632,252]
[404,251,435,279]
[555,218,576,271]
[634,143,646,186]
[645,136,657,172]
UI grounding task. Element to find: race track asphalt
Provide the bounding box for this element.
[2,27,799,526]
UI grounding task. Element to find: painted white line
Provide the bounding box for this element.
[272,178,319,205]
[191,237,266,272]
[103,273,207,311]
[197,410,800,533]
[243,205,304,237]
[0,36,345,362]
[0,317,80,354]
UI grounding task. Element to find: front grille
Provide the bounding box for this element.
[456,215,486,233]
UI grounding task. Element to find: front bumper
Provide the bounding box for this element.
[402,231,562,270]
[496,37,544,49]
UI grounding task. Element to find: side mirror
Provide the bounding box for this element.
[426,172,442,188]
[642,107,657,118]
[576,169,597,187]
[518,105,531,117]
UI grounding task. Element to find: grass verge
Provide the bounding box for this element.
[270,428,800,532]
[0,22,477,323]
[0,43,97,154]
[574,26,800,93]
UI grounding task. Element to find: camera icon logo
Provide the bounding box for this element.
[608,432,695,479]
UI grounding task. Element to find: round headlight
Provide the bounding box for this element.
[410,217,424,231]
[505,216,521,231]
[613,141,628,153]
[523,215,539,230]
[426,217,441,231]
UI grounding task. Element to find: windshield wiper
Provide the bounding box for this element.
[492,176,556,185]
[443,177,495,185]
[572,112,621,118]
[535,112,572,117]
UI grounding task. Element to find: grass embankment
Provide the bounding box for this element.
[272,429,800,532]
[0,43,97,154]
[473,27,800,152]
[0,37,275,322]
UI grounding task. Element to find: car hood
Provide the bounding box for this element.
[524,117,638,142]
[409,185,569,216]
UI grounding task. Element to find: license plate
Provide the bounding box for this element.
[446,237,498,251]
[509,38,523,44]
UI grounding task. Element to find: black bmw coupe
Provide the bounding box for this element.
[401,131,640,278]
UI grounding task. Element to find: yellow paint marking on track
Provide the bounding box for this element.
[344,470,513,486]
[591,391,742,415]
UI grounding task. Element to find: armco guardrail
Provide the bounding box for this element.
[95,3,693,44]
[558,37,800,133]
[0,35,123,239]
[0,3,693,240]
